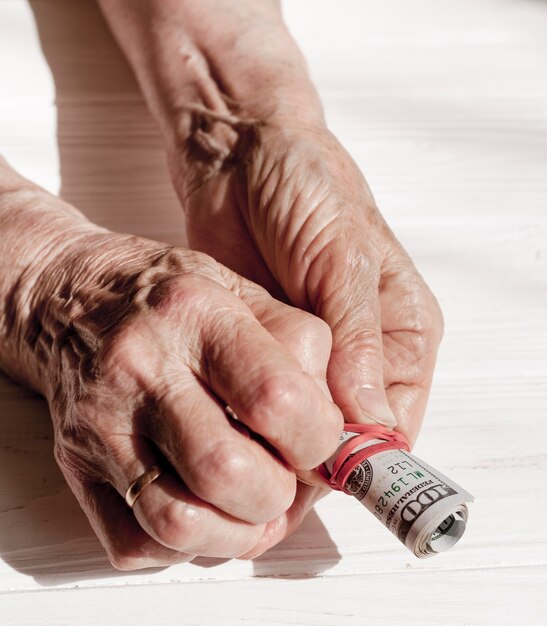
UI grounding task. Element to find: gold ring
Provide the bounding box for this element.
[125,465,163,508]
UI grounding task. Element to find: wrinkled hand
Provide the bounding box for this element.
[169,119,444,444]
[31,231,342,569]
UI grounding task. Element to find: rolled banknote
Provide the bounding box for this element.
[318,424,473,558]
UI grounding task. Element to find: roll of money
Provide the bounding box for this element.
[320,425,473,558]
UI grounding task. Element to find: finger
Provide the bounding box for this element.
[308,235,397,428]
[258,300,340,486]
[383,325,441,446]
[239,481,329,559]
[235,277,333,382]
[255,302,338,486]
[379,263,444,446]
[196,283,343,470]
[56,466,194,571]
[147,377,297,525]
[102,432,269,557]
[134,473,266,558]
[387,382,431,447]
[235,282,339,486]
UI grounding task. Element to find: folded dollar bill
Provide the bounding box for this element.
[319,425,473,558]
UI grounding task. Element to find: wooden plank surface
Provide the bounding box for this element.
[1,0,546,623]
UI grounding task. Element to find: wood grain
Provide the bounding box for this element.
[1,0,546,623]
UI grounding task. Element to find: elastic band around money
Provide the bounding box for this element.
[318,423,411,494]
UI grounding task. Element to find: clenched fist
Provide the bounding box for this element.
[40,235,344,568]
[0,161,342,569]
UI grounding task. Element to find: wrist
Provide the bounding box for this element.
[98,0,325,150]
[162,27,325,142]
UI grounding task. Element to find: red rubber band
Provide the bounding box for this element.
[317,423,410,495]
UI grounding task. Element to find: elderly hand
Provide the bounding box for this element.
[0,164,342,569]
[44,238,344,568]
[175,121,444,445]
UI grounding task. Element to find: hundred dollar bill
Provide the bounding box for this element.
[323,428,473,558]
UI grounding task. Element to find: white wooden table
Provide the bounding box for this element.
[1,1,546,623]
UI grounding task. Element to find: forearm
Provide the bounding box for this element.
[97,0,325,144]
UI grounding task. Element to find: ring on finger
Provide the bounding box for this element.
[125,465,163,509]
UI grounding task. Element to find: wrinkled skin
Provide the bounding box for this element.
[86,0,445,569]
[155,118,444,566]
[169,118,444,444]
[30,231,342,569]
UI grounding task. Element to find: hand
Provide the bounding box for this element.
[169,119,444,445]
[26,230,342,569]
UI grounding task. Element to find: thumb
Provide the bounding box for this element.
[310,241,396,428]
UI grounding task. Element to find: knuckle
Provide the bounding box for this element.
[306,314,333,345]
[240,373,341,470]
[190,441,253,504]
[141,275,190,315]
[148,499,202,550]
[137,273,228,350]
[248,374,300,424]
[142,270,221,318]
[97,324,147,386]
[293,310,333,353]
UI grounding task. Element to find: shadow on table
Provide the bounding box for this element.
[193,510,341,579]
[0,374,339,586]
[0,373,116,585]
[250,511,341,579]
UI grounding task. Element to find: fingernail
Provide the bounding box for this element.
[356,386,397,428]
